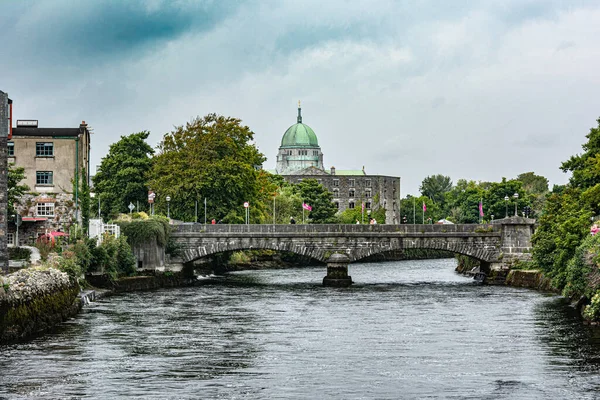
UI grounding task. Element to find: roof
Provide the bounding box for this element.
[281,123,319,148]
[280,105,319,148]
[12,127,83,137]
[334,170,366,176]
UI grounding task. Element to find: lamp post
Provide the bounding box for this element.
[504,195,509,218]
[166,195,171,219]
[513,192,519,217]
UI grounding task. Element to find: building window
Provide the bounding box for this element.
[7,232,14,246]
[333,189,339,197]
[36,142,54,157]
[37,202,55,217]
[349,189,355,197]
[365,190,371,198]
[317,179,322,185]
[333,179,339,187]
[36,171,53,185]
[7,142,14,156]
[349,201,355,209]
[366,179,371,187]
[366,202,371,209]
[297,179,303,183]
[349,179,355,187]
[334,202,339,209]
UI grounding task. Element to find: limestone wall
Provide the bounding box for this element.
[0,268,81,344]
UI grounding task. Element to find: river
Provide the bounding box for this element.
[2,259,600,399]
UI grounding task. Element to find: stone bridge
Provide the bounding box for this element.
[170,217,535,286]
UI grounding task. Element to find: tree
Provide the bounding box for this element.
[419,174,452,205]
[296,179,338,223]
[516,172,549,215]
[93,131,154,220]
[7,163,28,217]
[532,117,600,294]
[148,114,265,223]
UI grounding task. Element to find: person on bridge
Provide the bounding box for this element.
[356,219,360,224]
[290,216,296,224]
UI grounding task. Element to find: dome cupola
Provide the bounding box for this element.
[275,101,324,175]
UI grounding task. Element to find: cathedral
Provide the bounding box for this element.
[274,103,401,224]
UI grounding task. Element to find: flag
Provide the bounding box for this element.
[423,202,427,212]
[302,203,312,211]
[479,201,484,217]
[362,202,365,211]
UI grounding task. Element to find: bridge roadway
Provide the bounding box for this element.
[172,222,512,265]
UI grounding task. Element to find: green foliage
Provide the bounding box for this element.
[7,163,29,217]
[8,247,31,261]
[532,187,592,287]
[35,241,53,262]
[93,131,154,220]
[296,179,338,223]
[116,236,137,276]
[53,251,83,281]
[268,183,303,224]
[148,114,265,223]
[73,239,93,273]
[583,292,600,321]
[419,174,452,205]
[117,216,171,247]
[532,117,600,295]
[229,251,251,264]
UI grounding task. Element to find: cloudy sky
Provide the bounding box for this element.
[2,0,600,195]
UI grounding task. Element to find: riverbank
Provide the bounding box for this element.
[0,268,81,344]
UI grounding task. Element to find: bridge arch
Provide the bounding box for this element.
[180,236,500,265]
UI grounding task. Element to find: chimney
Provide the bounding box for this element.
[330,166,336,175]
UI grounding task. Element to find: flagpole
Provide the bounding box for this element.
[273,195,276,225]
[413,198,415,224]
[422,202,425,224]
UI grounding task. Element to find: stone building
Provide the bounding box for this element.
[274,104,401,223]
[0,90,12,272]
[6,119,92,246]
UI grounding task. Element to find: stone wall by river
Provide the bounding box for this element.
[0,268,81,344]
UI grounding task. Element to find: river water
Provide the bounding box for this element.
[2,259,600,399]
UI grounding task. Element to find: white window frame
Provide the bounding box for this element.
[37,202,55,217]
[7,232,14,247]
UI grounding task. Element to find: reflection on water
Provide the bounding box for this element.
[1,259,600,399]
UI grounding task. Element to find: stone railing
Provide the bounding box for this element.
[173,223,501,235]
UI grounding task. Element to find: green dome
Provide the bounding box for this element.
[280,104,320,148]
[281,123,319,147]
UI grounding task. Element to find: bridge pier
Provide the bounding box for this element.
[323,253,352,287]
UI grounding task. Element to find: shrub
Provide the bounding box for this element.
[584,291,600,321]
[116,236,136,276]
[8,247,31,261]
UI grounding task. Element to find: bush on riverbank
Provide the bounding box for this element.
[40,235,136,283]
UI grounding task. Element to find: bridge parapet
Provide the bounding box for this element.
[174,223,502,235]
